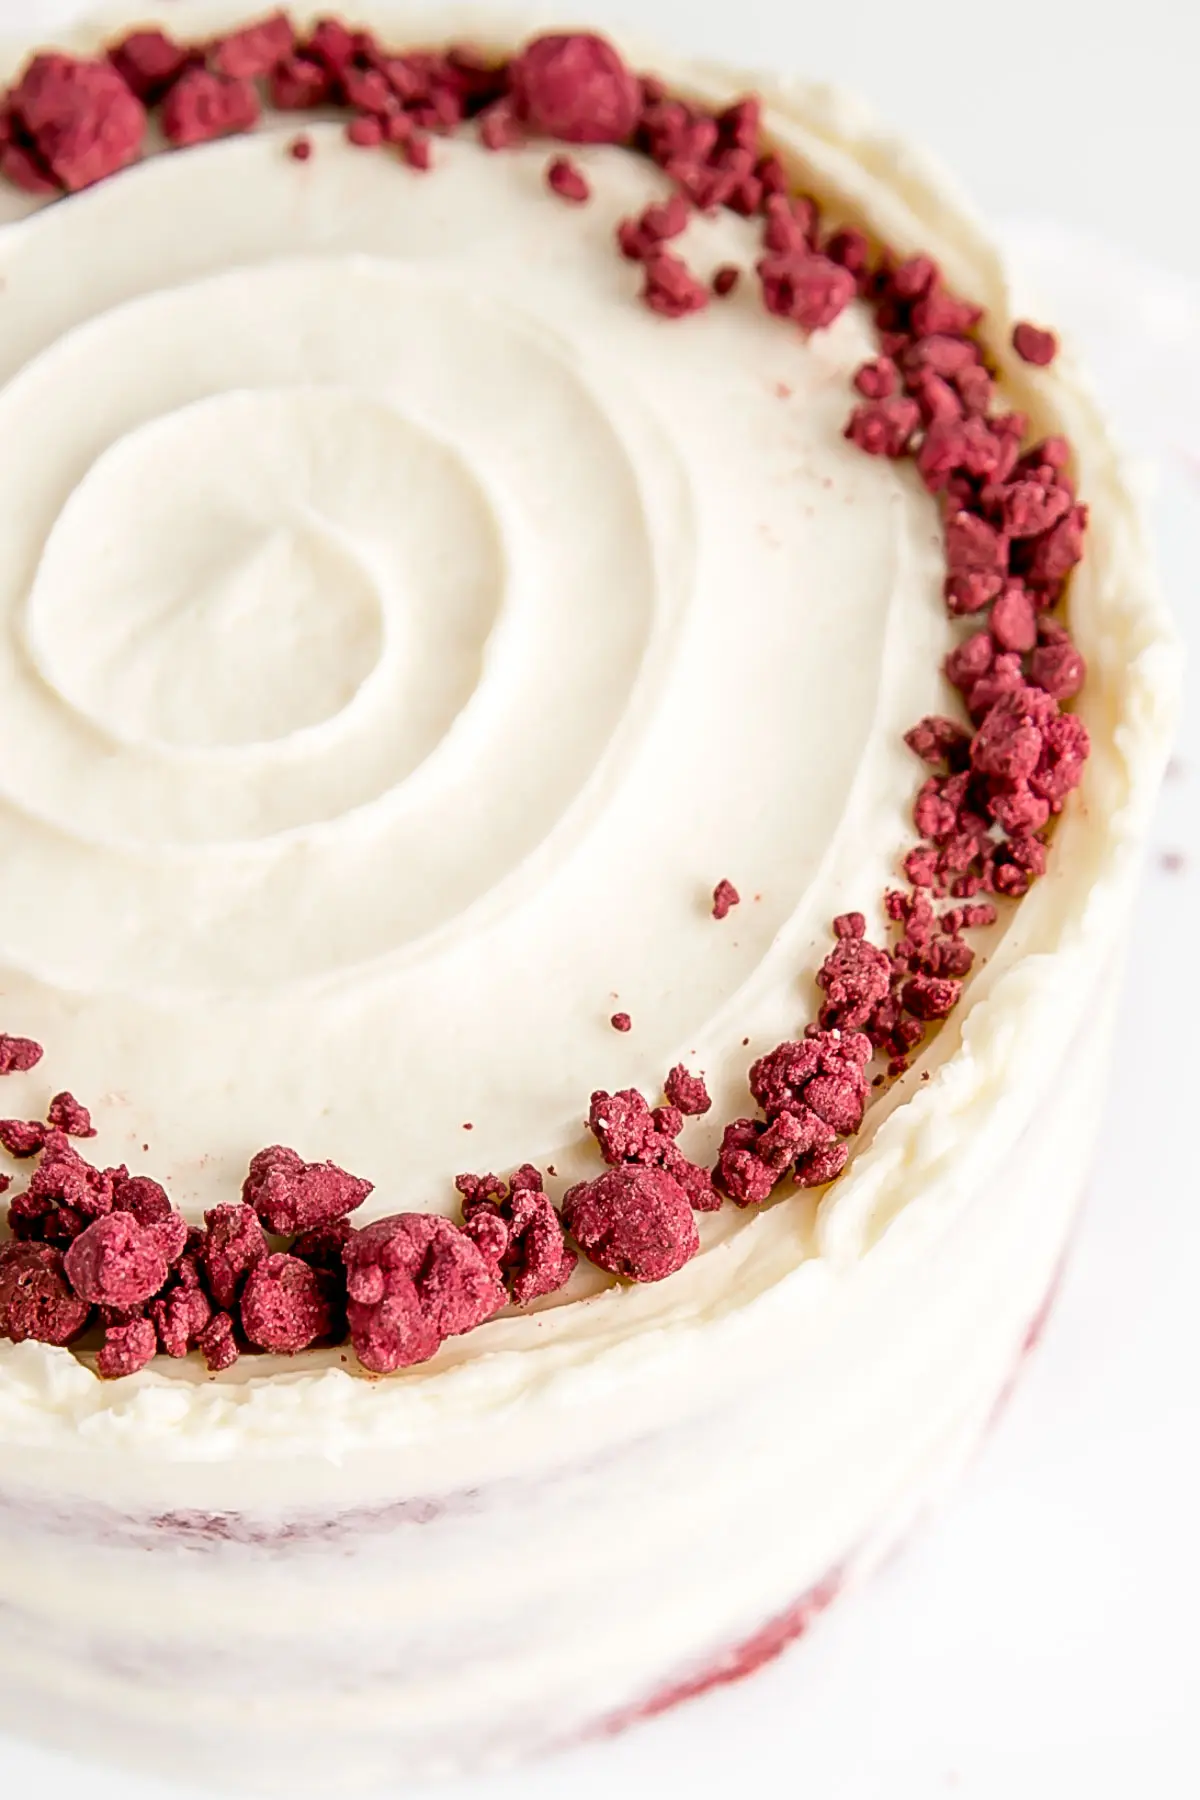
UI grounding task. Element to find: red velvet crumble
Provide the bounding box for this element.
[344,1214,505,1374]
[611,1011,632,1032]
[1012,321,1058,366]
[0,1034,43,1075]
[509,33,639,144]
[546,153,589,202]
[712,879,740,919]
[562,1166,698,1282]
[242,1144,373,1235]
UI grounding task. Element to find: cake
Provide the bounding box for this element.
[0,4,1179,1788]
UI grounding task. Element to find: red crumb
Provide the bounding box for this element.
[562,1165,699,1281]
[758,250,856,332]
[9,52,145,191]
[197,1310,238,1373]
[161,68,259,147]
[97,1315,157,1379]
[63,1212,168,1310]
[508,32,640,144]
[0,1035,43,1075]
[108,30,192,103]
[240,1253,332,1354]
[611,1012,632,1033]
[269,53,331,111]
[242,1144,373,1236]
[201,1202,268,1310]
[0,1120,46,1159]
[1159,850,1187,874]
[210,12,296,81]
[46,1091,96,1139]
[642,250,709,319]
[0,1239,91,1345]
[1012,321,1058,366]
[712,879,741,920]
[458,1166,576,1303]
[344,1213,506,1373]
[664,1065,712,1116]
[712,264,740,297]
[546,153,590,202]
[845,396,920,457]
[288,133,313,161]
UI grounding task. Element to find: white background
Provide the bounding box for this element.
[0,3,1197,1798]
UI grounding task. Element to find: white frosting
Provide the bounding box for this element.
[0,5,1181,1782]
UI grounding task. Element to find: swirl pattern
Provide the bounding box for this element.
[0,125,947,1212]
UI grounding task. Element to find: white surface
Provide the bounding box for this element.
[0,3,1196,1797]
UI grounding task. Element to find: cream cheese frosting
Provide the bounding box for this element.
[0,13,1181,1780]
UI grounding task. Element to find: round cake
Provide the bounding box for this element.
[0,3,1179,1788]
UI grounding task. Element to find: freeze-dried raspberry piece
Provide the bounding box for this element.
[97,1315,157,1379]
[46,1091,95,1138]
[243,1144,373,1235]
[108,29,192,103]
[610,1011,633,1032]
[918,417,1006,491]
[944,510,1009,581]
[902,334,980,379]
[28,1134,112,1219]
[712,878,740,919]
[642,250,709,319]
[0,1240,90,1345]
[944,571,1004,617]
[905,717,972,769]
[1012,321,1058,365]
[1029,710,1090,810]
[853,357,898,400]
[996,477,1072,540]
[9,53,146,191]
[617,191,689,260]
[972,685,1057,783]
[346,115,383,148]
[1019,503,1088,583]
[269,53,331,110]
[664,1065,711,1116]
[816,919,892,1031]
[241,1254,332,1354]
[761,193,817,255]
[64,1212,168,1310]
[458,1165,577,1304]
[844,397,920,457]
[202,1202,268,1310]
[197,1310,238,1373]
[909,288,982,337]
[161,69,260,147]
[562,1165,698,1281]
[0,1120,46,1159]
[508,33,639,144]
[1030,638,1086,700]
[990,584,1038,653]
[902,974,962,1020]
[109,1171,169,1226]
[712,264,741,297]
[964,651,1025,722]
[344,1214,505,1373]
[714,1116,778,1206]
[824,227,871,281]
[758,250,855,331]
[795,1138,851,1188]
[291,1217,355,1272]
[546,153,590,202]
[151,1282,212,1359]
[211,12,296,80]
[749,1031,871,1134]
[908,369,962,425]
[588,1088,663,1165]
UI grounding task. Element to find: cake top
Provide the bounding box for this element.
[0,8,1176,1434]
